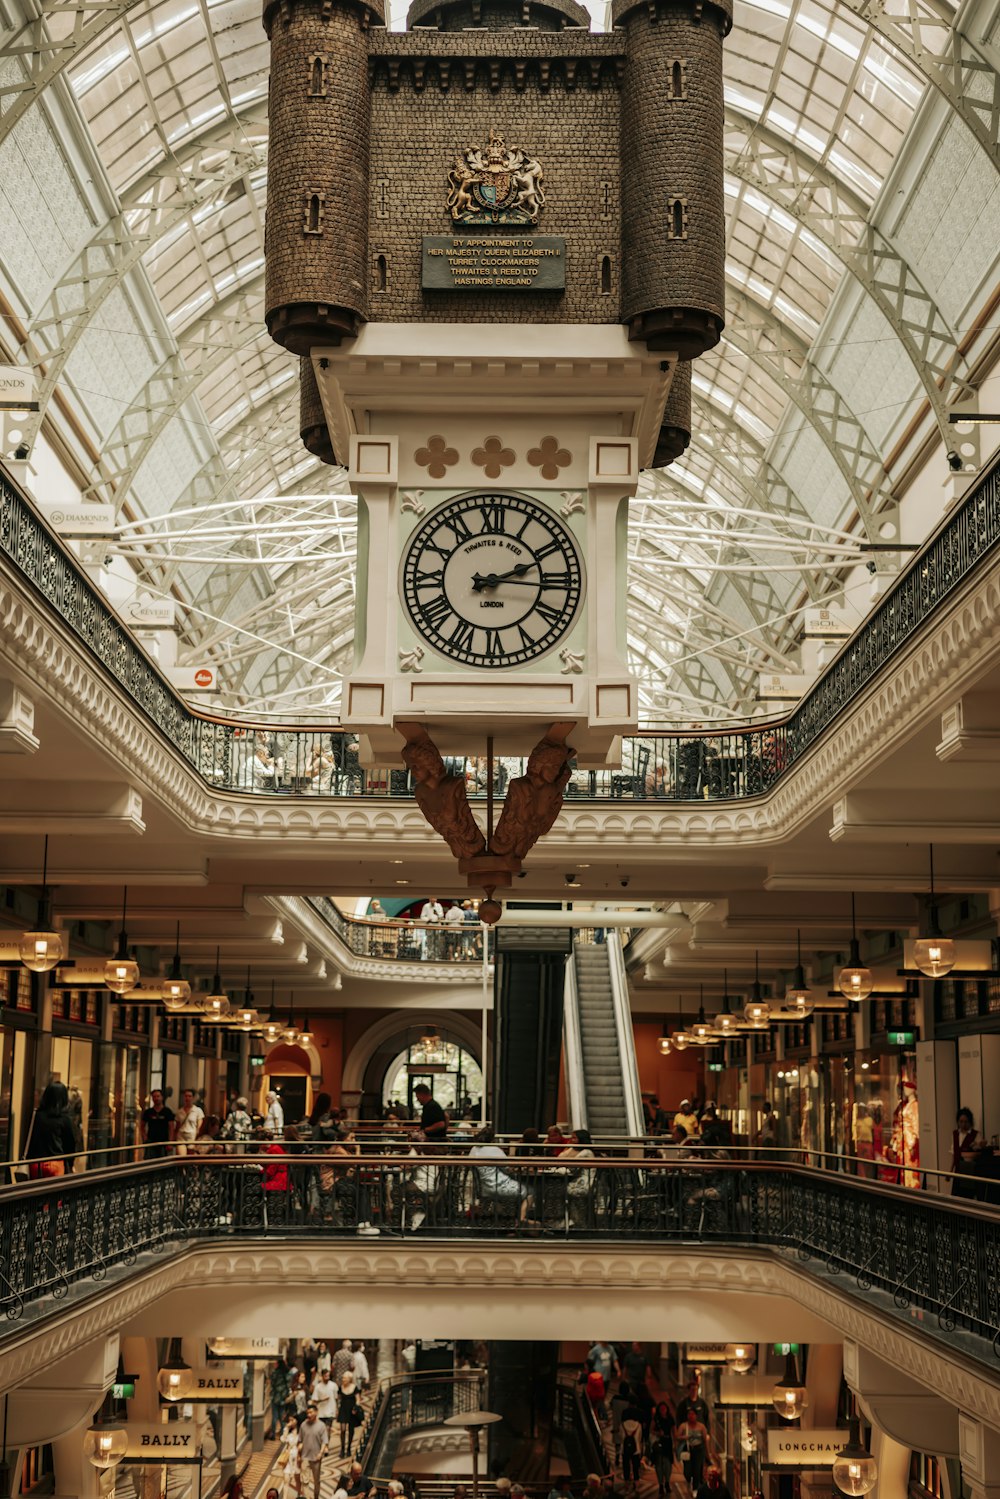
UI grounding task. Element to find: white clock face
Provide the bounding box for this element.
[400,490,585,669]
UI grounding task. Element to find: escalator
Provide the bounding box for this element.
[563,932,643,1137]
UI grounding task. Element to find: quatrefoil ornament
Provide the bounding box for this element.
[472,435,515,479]
[415,435,458,479]
[527,435,572,481]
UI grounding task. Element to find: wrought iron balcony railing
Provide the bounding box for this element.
[2,453,999,801]
[307,895,494,964]
[2,1154,1000,1367]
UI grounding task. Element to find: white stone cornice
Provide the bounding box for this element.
[4,1239,1000,1436]
[267,894,490,984]
[2,552,1000,852]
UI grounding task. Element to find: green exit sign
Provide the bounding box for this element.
[887,1029,917,1046]
[707,1061,724,1072]
[772,1344,799,1356]
[112,1380,137,1399]
[250,1055,265,1067]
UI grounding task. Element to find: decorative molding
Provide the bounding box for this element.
[1,554,1000,854]
[5,1241,1000,1439]
[267,895,490,986]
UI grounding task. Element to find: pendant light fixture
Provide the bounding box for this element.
[913,845,956,979]
[104,887,140,996]
[201,949,230,1021]
[771,1348,808,1420]
[83,1420,128,1471]
[657,1017,671,1056]
[162,922,192,1010]
[831,1416,878,1495]
[283,988,300,1044]
[227,967,257,1031]
[156,1338,195,1401]
[786,931,814,1017]
[724,1342,756,1374]
[712,971,738,1037]
[688,985,714,1045]
[671,995,690,1051]
[262,980,284,1044]
[838,894,874,1001]
[19,836,64,973]
[744,952,771,1027]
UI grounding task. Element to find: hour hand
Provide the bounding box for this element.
[471,572,499,593]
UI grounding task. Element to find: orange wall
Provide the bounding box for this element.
[309,1013,345,1105]
[633,1021,703,1110]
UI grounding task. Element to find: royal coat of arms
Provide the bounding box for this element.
[447,130,545,226]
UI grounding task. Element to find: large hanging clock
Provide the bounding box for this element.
[400,490,585,669]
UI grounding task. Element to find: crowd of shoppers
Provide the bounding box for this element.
[266,1339,376,1499]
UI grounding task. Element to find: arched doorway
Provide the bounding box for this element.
[381,1038,484,1116]
[262,1041,316,1123]
[345,1015,485,1119]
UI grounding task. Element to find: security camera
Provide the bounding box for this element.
[947,450,963,472]
[565,873,579,887]
[620,875,631,889]
[13,443,29,460]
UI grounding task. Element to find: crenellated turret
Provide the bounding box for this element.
[651,359,691,467]
[406,0,588,29]
[263,0,385,356]
[615,0,730,359]
[299,358,337,466]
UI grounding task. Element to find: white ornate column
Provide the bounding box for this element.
[960,1416,1000,1499]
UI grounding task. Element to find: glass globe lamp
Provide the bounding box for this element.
[772,1351,808,1421]
[163,975,192,1008]
[157,1346,195,1401]
[744,997,771,1028]
[913,936,956,979]
[688,1006,714,1045]
[786,988,814,1019]
[725,1342,755,1374]
[838,944,874,1001]
[831,1418,878,1495]
[713,984,738,1036]
[209,1337,232,1354]
[19,930,63,972]
[235,1008,258,1031]
[105,952,140,996]
[83,1424,128,1470]
[202,992,231,1022]
[657,1032,671,1056]
[671,1027,689,1052]
[262,1016,284,1044]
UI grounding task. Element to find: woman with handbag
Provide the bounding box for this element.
[25,1082,76,1178]
[279,1413,303,1496]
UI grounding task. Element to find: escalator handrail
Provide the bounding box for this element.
[563,947,588,1132]
[606,932,644,1139]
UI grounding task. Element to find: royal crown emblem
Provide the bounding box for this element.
[447,130,545,226]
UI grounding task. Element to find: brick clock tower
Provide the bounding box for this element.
[262,0,728,780]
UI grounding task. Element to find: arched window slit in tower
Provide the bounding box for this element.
[600,255,612,294]
[671,60,683,96]
[376,254,388,291]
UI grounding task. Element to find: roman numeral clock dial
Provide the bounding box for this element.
[401,491,585,668]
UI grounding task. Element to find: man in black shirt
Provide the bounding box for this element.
[140,1090,174,1159]
[344,1461,375,1499]
[677,1377,710,1428]
[414,1083,448,1142]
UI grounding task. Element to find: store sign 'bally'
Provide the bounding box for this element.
[121,1423,199,1462]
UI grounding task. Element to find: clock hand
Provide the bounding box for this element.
[476,576,569,588]
[471,563,535,592]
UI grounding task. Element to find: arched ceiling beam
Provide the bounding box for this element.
[724,107,973,436]
[14,105,269,454]
[3,0,998,174]
[723,287,897,535]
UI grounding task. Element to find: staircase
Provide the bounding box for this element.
[572,942,629,1134]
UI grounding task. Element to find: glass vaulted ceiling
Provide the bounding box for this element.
[1,0,997,721]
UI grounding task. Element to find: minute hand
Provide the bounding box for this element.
[478,574,570,588]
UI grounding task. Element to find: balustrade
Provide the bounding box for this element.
[2,1155,999,1364]
[2,456,999,803]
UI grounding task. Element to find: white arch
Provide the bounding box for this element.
[341,1011,484,1096]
